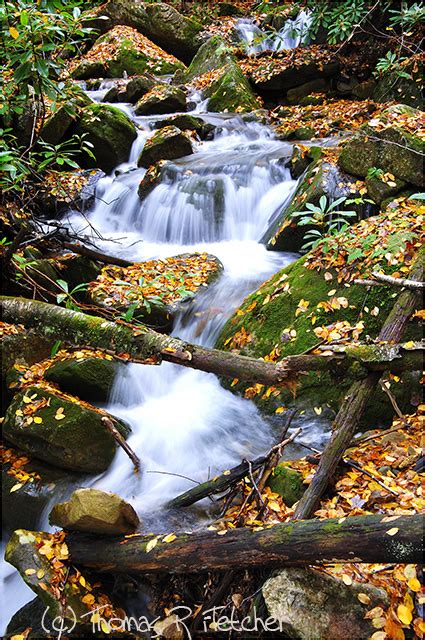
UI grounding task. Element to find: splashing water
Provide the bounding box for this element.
[235,10,312,55]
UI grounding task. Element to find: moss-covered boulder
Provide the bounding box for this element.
[339,104,424,187]
[373,57,423,109]
[49,488,139,534]
[104,73,157,104]
[74,103,137,173]
[263,568,389,639]
[134,84,186,116]
[37,169,105,218]
[97,0,203,62]
[217,203,423,424]
[182,36,261,113]
[88,252,223,331]
[365,174,407,205]
[41,88,93,145]
[44,356,119,402]
[153,113,211,136]
[218,2,243,16]
[137,125,193,168]
[6,597,50,639]
[262,156,361,253]
[3,386,130,473]
[72,25,184,79]
[276,125,315,141]
[267,464,305,507]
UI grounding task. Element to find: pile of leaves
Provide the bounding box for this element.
[272,98,385,138]
[217,409,424,638]
[88,252,221,310]
[66,25,181,77]
[1,444,41,490]
[40,169,97,207]
[305,198,425,283]
[0,321,25,336]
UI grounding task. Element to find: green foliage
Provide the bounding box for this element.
[367,167,384,181]
[306,0,370,44]
[55,278,88,310]
[292,196,356,251]
[388,2,425,29]
[374,51,411,80]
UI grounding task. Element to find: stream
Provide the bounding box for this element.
[1,78,333,634]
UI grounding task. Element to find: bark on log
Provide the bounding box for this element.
[0,298,421,387]
[67,514,423,574]
[293,249,424,520]
[62,242,134,268]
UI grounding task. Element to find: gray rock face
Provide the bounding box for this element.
[263,568,389,640]
[135,85,186,116]
[49,488,140,534]
[44,356,119,402]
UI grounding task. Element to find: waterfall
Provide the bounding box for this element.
[235,10,312,55]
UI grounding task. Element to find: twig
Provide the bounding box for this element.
[101,416,141,473]
[62,242,134,267]
[146,470,201,485]
[355,272,425,290]
[379,379,406,420]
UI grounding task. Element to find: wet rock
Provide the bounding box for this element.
[182,36,260,113]
[5,529,90,623]
[134,84,186,116]
[263,568,389,639]
[137,125,194,168]
[373,59,423,109]
[277,126,315,141]
[44,356,119,403]
[49,488,140,534]
[352,78,376,100]
[267,464,305,506]
[74,103,137,173]
[125,73,157,103]
[288,144,322,179]
[72,26,184,79]
[252,59,339,95]
[299,93,326,106]
[3,386,130,473]
[138,159,169,200]
[153,113,212,138]
[339,104,424,187]
[218,2,243,16]
[287,78,329,104]
[95,0,204,62]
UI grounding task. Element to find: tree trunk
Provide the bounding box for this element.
[0,297,421,387]
[67,514,422,574]
[293,249,423,520]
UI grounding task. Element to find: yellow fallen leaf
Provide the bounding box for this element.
[314,406,322,415]
[37,569,45,579]
[22,396,32,404]
[223,470,231,476]
[33,416,43,424]
[267,501,281,512]
[146,537,159,553]
[341,574,352,586]
[397,604,413,625]
[24,569,36,575]
[358,593,371,605]
[100,619,111,634]
[275,407,285,414]
[10,483,23,493]
[386,527,399,536]
[162,533,177,543]
[407,577,421,592]
[9,26,19,39]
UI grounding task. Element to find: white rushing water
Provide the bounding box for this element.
[235,10,312,55]
[1,95,332,632]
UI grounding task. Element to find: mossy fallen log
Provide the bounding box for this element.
[65,514,423,574]
[0,297,421,388]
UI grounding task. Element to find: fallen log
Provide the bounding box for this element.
[293,249,423,520]
[62,242,134,268]
[0,297,421,387]
[67,514,423,574]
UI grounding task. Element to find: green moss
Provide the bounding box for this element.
[44,357,119,402]
[206,63,260,113]
[268,464,305,506]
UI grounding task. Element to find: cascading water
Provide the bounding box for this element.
[235,9,312,55]
[1,95,330,633]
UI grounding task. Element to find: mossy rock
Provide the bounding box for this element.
[125,74,157,103]
[88,252,223,332]
[267,464,305,506]
[216,222,422,423]
[99,0,203,63]
[153,113,209,136]
[134,85,186,116]
[289,144,323,179]
[74,103,137,173]
[287,79,328,104]
[5,530,91,623]
[182,36,260,113]
[6,597,50,639]
[365,175,407,205]
[37,169,105,218]
[137,125,194,168]
[49,488,139,534]
[262,156,362,252]
[138,159,169,200]
[373,59,423,109]
[218,2,244,16]
[3,386,130,473]
[44,356,119,402]
[339,104,424,187]
[40,89,93,145]
[72,26,184,80]
[277,126,315,141]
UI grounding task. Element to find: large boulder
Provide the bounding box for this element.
[339,104,424,187]
[182,36,261,113]
[74,103,137,173]
[153,113,211,137]
[88,252,223,331]
[72,25,184,79]
[263,568,388,639]
[36,168,105,217]
[3,386,130,473]
[95,0,203,62]
[267,464,305,507]
[44,356,119,402]
[134,84,186,116]
[217,204,422,424]
[40,88,93,145]
[373,57,423,109]
[137,125,194,168]
[49,488,140,534]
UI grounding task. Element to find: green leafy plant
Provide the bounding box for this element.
[388,2,425,29]
[374,51,411,80]
[292,195,357,251]
[366,167,384,181]
[55,278,88,310]
[306,0,370,44]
